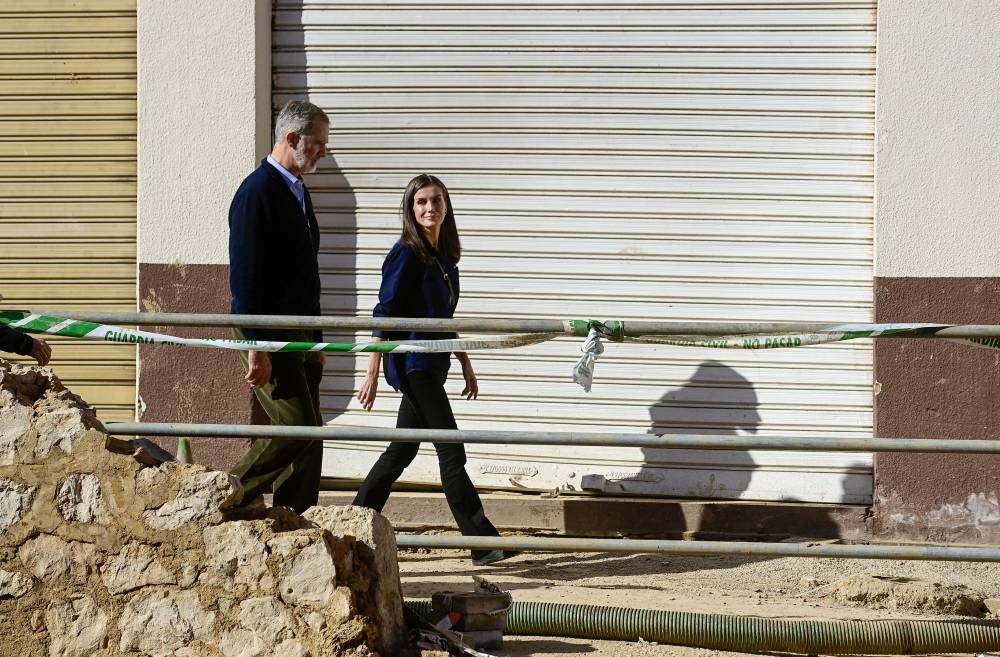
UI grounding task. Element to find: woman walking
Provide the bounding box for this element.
[353,174,515,566]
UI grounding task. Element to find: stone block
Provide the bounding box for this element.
[118,588,216,657]
[144,468,243,530]
[270,531,337,607]
[46,595,109,657]
[0,568,31,598]
[0,389,32,466]
[33,406,98,458]
[0,477,35,532]
[18,533,96,583]
[238,596,297,639]
[200,521,273,592]
[56,473,109,523]
[304,505,404,654]
[101,541,176,594]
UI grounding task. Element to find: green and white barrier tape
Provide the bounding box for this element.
[4,311,1000,392]
[0,311,556,354]
[576,323,999,390]
[626,324,949,350]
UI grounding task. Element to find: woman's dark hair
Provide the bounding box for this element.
[399,174,462,265]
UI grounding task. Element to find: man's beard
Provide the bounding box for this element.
[293,139,318,174]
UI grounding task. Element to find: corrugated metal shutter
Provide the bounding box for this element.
[274,0,876,503]
[0,2,137,421]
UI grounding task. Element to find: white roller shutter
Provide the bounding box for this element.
[0,2,137,421]
[274,0,875,503]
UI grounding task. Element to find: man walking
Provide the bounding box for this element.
[228,100,330,513]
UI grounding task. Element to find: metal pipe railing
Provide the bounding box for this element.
[104,422,1000,454]
[35,310,572,333]
[395,534,1000,563]
[23,309,1000,338]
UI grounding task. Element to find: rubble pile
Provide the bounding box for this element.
[0,359,403,657]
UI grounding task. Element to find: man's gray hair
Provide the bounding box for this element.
[273,100,329,144]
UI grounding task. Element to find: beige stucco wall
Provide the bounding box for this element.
[136,0,271,266]
[875,0,1000,277]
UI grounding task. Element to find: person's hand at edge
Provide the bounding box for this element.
[357,337,384,411]
[457,351,478,400]
[358,370,379,411]
[30,338,51,367]
[246,350,271,388]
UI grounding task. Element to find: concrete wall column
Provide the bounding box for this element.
[874,0,1000,542]
[136,0,272,469]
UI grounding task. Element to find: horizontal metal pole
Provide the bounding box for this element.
[27,310,1000,337]
[394,534,1000,562]
[104,422,1000,454]
[35,310,573,334]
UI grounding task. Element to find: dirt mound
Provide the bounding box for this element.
[803,574,987,615]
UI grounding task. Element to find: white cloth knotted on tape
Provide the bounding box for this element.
[572,327,604,392]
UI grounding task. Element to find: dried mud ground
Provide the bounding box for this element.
[396,541,1000,657]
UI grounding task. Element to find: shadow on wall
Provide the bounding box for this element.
[274,9,363,424]
[560,361,848,554]
[643,359,761,501]
[639,359,843,539]
[313,154,359,425]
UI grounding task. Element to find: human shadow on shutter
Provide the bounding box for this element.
[638,360,842,542]
[312,154,360,425]
[643,360,759,503]
[271,11,363,424]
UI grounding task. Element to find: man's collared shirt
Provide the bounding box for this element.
[266,155,306,214]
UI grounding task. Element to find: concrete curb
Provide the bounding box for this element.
[317,492,871,542]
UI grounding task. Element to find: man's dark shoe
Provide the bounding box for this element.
[472,549,520,566]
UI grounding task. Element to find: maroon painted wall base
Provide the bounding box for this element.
[874,277,1000,543]
[137,263,253,471]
